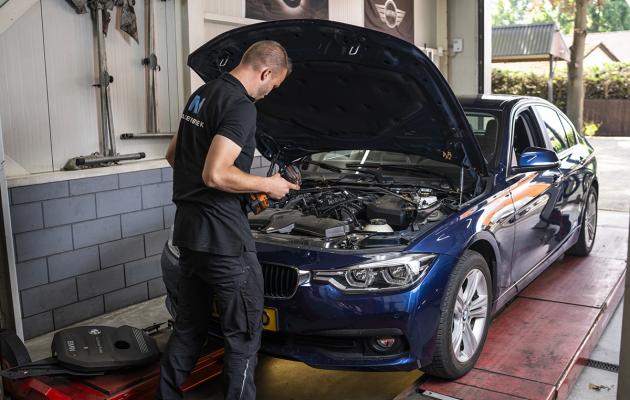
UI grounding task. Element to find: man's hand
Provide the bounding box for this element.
[266,173,300,200]
[203,135,301,196]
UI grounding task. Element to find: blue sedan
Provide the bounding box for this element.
[161,20,598,379]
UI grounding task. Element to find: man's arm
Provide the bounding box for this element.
[202,134,299,200]
[165,132,178,167]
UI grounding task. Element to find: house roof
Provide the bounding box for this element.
[492,23,571,62]
[584,42,619,62]
[565,30,630,62]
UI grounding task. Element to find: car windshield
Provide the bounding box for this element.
[307,111,500,171]
[310,150,423,165]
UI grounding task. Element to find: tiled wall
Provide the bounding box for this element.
[10,156,270,339]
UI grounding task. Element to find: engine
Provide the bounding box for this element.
[248,185,454,249]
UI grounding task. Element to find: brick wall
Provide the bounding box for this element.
[10,156,270,339]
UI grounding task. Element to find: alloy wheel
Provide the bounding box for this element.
[585,191,597,248]
[451,268,488,363]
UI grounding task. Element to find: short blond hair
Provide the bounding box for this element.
[241,40,292,75]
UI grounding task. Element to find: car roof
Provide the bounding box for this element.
[457,94,546,112]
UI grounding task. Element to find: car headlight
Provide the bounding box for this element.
[167,226,180,258]
[312,253,435,293]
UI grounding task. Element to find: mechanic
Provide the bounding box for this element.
[157,41,297,400]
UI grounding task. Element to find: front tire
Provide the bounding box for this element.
[422,250,493,379]
[568,187,598,257]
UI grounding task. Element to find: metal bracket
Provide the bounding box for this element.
[92,71,113,88]
[142,53,161,71]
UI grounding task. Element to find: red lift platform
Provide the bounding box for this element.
[405,214,628,400]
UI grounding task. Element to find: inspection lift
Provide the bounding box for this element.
[398,213,627,400]
[1,215,626,400]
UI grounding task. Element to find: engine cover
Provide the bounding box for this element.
[366,195,414,228]
[51,325,159,372]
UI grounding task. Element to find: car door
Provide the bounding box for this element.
[508,106,565,286]
[556,111,594,233]
[532,105,584,245]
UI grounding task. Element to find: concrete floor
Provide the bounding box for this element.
[589,137,630,213]
[188,358,421,400]
[568,302,623,400]
[567,137,629,400]
[21,137,627,399]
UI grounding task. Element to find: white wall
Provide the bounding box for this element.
[1,0,488,174]
[447,0,492,95]
[0,0,181,175]
[0,1,52,173]
[415,0,437,49]
[186,0,366,92]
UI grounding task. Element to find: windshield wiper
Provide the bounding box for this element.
[300,159,342,173]
[301,159,385,182]
[346,162,455,190]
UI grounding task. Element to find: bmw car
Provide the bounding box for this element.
[161,20,597,379]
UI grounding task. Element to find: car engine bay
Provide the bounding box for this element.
[249,183,462,250]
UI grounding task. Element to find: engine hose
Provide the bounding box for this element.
[341,206,361,226]
[296,185,416,206]
[319,198,362,214]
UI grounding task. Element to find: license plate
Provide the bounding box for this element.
[212,300,278,332]
[261,307,278,332]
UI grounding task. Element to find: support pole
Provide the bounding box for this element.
[94,3,113,156]
[548,54,554,102]
[0,114,22,341]
[436,0,448,80]
[477,0,485,94]
[145,0,158,134]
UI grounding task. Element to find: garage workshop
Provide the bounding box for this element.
[0,1,628,399]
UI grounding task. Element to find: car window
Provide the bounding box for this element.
[534,106,568,153]
[558,114,578,148]
[465,112,499,165]
[511,109,540,167]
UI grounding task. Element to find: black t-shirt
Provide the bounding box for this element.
[172,73,257,256]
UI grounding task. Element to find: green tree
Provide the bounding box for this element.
[492,0,532,26]
[589,0,630,31]
[529,0,577,33]
[567,0,589,131]
[492,0,630,33]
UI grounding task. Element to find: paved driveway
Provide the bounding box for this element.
[589,137,630,213]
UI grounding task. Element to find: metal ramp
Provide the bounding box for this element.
[400,212,628,400]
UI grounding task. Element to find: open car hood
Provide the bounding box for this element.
[188,19,486,175]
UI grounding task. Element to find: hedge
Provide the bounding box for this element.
[492,62,630,111]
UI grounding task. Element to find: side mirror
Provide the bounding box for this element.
[512,147,560,173]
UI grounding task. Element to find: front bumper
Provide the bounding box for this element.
[208,321,418,371]
[161,244,458,371]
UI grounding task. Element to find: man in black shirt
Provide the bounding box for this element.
[157,41,297,400]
